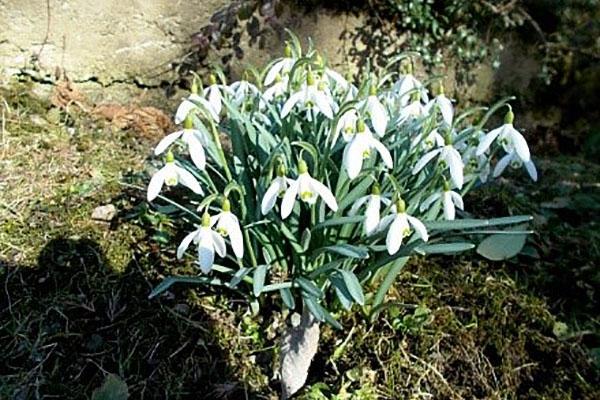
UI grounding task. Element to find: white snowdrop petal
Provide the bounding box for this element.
[176,167,203,195]
[407,215,428,242]
[177,229,198,259]
[147,167,167,201]
[155,131,183,155]
[493,152,513,178]
[281,180,300,219]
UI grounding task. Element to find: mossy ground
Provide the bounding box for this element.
[0,81,598,399]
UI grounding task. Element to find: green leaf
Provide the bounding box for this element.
[476,233,527,261]
[313,215,364,230]
[416,242,475,254]
[253,264,268,297]
[339,269,365,305]
[303,295,342,329]
[296,276,324,298]
[301,228,311,251]
[148,276,222,299]
[321,244,369,259]
[425,215,532,231]
[280,288,296,309]
[229,267,251,288]
[329,273,354,310]
[372,257,409,312]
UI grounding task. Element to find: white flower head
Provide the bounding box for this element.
[361,85,388,137]
[392,71,428,106]
[263,73,288,102]
[420,181,464,220]
[493,150,538,182]
[342,119,393,179]
[154,115,207,170]
[203,74,231,118]
[211,199,244,258]
[281,160,338,219]
[379,198,429,255]
[261,164,294,215]
[399,92,426,123]
[411,128,444,151]
[412,131,464,189]
[281,69,334,119]
[476,108,531,162]
[175,93,220,123]
[177,212,226,274]
[349,184,391,235]
[331,108,359,146]
[264,44,295,86]
[229,76,260,106]
[147,152,203,201]
[425,86,453,126]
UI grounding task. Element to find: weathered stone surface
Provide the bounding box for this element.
[0,0,228,85]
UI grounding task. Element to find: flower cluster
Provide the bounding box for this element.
[145,36,536,323]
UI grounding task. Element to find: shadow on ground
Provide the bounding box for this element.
[0,236,255,399]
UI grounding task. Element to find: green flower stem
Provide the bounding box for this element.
[209,122,233,183]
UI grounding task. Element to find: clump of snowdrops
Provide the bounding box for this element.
[146,34,537,327]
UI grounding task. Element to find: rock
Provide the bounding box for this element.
[91,204,117,222]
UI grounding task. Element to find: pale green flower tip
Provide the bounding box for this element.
[444,130,453,146]
[443,180,451,192]
[371,183,381,195]
[436,82,445,96]
[411,91,420,101]
[284,43,292,58]
[222,198,231,212]
[276,163,286,177]
[165,151,175,163]
[298,159,308,174]
[356,119,366,133]
[369,84,377,96]
[191,80,199,95]
[344,71,353,82]
[306,69,316,86]
[209,74,217,86]
[183,115,194,130]
[315,53,324,67]
[201,212,211,227]
[504,109,514,124]
[274,73,283,83]
[396,198,406,213]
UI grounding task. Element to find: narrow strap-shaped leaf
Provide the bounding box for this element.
[415,242,475,255]
[371,257,409,313]
[329,273,354,310]
[148,276,223,299]
[425,215,532,231]
[253,264,268,297]
[313,215,364,230]
[280,288,296,310]
[319,244,369,260]
[296,276,324,298]
[339,269,365,305]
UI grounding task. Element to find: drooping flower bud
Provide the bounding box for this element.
[165,151,175,163]
[183,115,194,130]
[298,159,308,174]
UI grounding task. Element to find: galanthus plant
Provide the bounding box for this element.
[144,33,536,395]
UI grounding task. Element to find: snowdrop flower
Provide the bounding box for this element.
[493,149,538,182]
[342,119,393,179]
[281,160,338,219]
[361,85,388,137]
[154,116,206,170]
[261,164,294,215]
[420,182,464,220]
[281,70,334,119]
[175,90,220,123]
[264,44,295,86]
[412,132,464,189]
[348,184,391,235]
[331,108,359,146]
[463,146,491,183]
[177,212,226,274]
[203,74,228,118]
[425,85,453,126]
[411,128,444,151]
[399,92,426,123]
[229,77,260,106]
[211,199,244,258]
[476,109,531,162]
[379,198,429,255]
[263,74,288,102]
[147,152,203,202]
[392,66,428,106]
